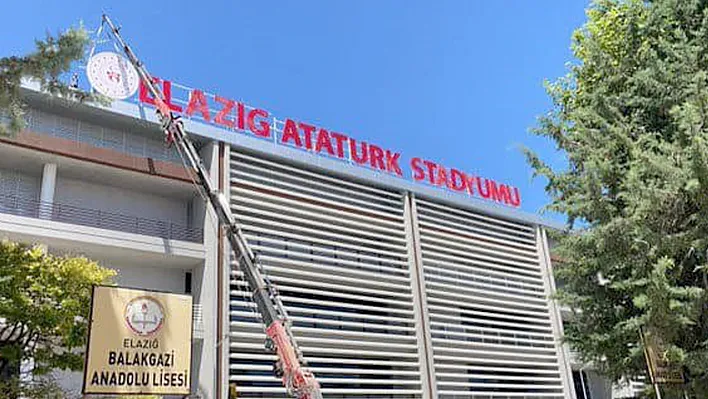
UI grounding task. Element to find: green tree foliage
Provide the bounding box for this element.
[0,25,99,136]
[0,377,67,399]
[526,0,708,395]
[0,241,115,378]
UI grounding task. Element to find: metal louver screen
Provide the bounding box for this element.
[229,151,424,398]
[0,169,40,200]
[412,197,567,398]
[23,109,182,163]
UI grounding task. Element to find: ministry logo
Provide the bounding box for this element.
[86,51,140,100]
[124,296,165,336]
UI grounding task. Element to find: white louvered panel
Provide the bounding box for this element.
[231,170,402,217]
[243,228,406,259]
[424,257,543,285]
[428,306,553,334]
[232,152,402,206]
[232,187,404,232]
[235,213,404,253]
[425,268,545,296]
[248,237,410,273]
[231,311,414,330]
[414,198,566,399]
[231,280,415,317]
[229,150,423,399]
[422,243,542,280]
[230,200,406,245]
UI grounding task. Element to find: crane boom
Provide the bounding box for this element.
[101,14,323,399]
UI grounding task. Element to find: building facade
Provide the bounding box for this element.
[0,81,586,398]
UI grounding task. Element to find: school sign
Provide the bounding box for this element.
[82,286,193,395]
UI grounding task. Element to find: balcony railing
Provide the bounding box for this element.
[192,303,204,340]
[0,193,203,243]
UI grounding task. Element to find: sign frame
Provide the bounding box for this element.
[640,327,684,386]
[82,285,194,396]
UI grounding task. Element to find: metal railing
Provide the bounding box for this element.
[0,193,203,243]
[192,303,204,339]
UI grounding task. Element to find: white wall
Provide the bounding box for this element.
[54,176,188,225]
[586,370,612,399]
[112,263,188,294]
[52,369,83,398]
[193,141,219,399]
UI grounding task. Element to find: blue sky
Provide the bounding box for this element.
[1,1,589,221]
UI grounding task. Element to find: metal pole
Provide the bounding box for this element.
[654,382,662,399]
[578,368,586,399]
[216,141,225,399]
[101,14,322,398]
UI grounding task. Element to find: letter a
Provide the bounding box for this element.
[186,89,211,122]
[281,119,303,147]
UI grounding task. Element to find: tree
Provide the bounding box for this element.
[526,0,708,395]
[0,241,115,380]
[0,376,67,399]
[0,25,98,136]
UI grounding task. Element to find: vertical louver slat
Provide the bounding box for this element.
[413,197,568,399]
[229,150,424,399]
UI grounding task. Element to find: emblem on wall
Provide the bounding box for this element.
[86,51,140,99]
[124,296,165,336]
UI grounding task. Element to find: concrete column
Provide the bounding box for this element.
[404,193,437,399]
[39,163,57,219]
[538,227,578,399]
[219,143,231,399]
[194,141,218,399]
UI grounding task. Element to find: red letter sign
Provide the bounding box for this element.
[139,78,182,113]
[186,89,211,122]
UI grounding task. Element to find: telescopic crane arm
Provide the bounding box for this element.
[101,14,323,399]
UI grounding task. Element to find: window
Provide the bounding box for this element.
[572,370,592,399]
[185,271,192,294]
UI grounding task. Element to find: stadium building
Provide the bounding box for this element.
[0,69,616,398]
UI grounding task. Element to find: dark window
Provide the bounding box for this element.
[572,370,592,399]
[185,271,192,294]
